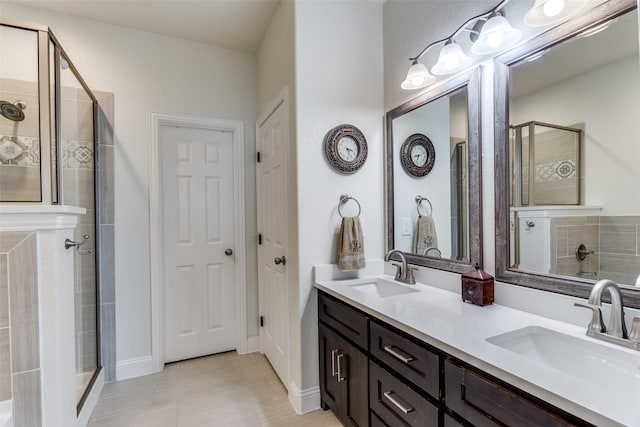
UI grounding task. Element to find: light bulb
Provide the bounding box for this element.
[543,0,565,17]
[486,31,504,49]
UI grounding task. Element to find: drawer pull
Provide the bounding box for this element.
[383,391,414,414]
[384,345,415,364]
[336,353,345,382]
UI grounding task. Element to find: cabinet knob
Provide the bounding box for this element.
[274,256,286,266]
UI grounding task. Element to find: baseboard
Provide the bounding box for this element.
[288,381,321,414]
[76,369,104,427]
[116,356,153,381]
[245,336,260,354]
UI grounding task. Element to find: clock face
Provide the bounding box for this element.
[324,124,368,174]
[338,137,358,162]
[411,144,428,167]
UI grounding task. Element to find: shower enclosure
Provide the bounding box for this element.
[0,20,100,412]
[509,121,582,207]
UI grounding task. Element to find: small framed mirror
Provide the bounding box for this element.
[386,68,482,273]
[494,0,640,306]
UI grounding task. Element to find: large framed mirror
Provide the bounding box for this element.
[494,0,640,306]
[386,68,482,273]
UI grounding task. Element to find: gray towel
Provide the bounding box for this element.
[337,216,365,270]
[412,215,438,255]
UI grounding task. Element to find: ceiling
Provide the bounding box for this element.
[4,0,281,53]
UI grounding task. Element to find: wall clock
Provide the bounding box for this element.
[400,133,435,177]
[324,124,368,174]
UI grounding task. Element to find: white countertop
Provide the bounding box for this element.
[314,262,640,427]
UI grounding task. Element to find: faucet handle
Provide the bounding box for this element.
[628,317,640,342]
[574,302,606,334]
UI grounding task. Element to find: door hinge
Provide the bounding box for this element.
[260,316,264,327]
[258,233,263,245]
[257,152,261,163]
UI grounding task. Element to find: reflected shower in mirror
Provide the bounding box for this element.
[386,70,482,273]
[497,3,640,291]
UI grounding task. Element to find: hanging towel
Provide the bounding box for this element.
[337,216,366,270]
[412,215,438,255]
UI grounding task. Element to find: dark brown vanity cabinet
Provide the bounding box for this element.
[318,291,591,427]
[319,293,369,427]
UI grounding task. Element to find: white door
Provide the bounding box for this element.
[257,100,289,387]
[161,124,236,363]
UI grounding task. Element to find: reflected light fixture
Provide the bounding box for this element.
[524,0,590,27]
[401,59,437,90]
[471,12,521,55]
[431,40,473,75]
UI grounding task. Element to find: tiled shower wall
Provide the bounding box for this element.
[550,216,600,279]
[550,215,640,285]
[0,78,41,202]
[599,216,640,286]
[0,231,42,426]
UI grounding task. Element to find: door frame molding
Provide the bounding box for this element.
[150,112,247,372]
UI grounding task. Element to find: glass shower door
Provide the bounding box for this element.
[59,52,99,409]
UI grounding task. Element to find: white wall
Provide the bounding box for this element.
[392,96,452,256]
[1,4,258,364]
[512,55,640,215]
[295,0,384,391]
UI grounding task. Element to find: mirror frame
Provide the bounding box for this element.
[386,68,482,273]
[494,0,640,307]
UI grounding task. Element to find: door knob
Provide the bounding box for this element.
[274,256,286,266]
[225,248,233,256]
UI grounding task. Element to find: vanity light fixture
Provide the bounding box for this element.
[470,12,522,55]
[524,0,590,27]
[431,40,473,75]
[401,59,436,90]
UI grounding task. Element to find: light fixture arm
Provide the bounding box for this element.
[409,0,511,61]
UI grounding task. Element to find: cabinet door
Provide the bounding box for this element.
[319,323,341,413]
[319,323,368,427]
[337,333,369,427]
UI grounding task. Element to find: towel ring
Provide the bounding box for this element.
[415,196,432,216]
[338,194,361,217]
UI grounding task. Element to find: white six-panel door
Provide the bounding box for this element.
[161,124,236,363]
[257,100,289,388]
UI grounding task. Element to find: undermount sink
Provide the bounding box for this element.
[487,326,640,390]
[347,277,420,298]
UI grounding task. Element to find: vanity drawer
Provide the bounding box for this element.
[370,319,440,398]
[318,292,368,350]
[444,358,590,427]
[370,360,439,426]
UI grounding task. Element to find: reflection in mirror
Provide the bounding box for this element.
[392,86,468,260]
[387,70,481,273]
[496,2,640,300]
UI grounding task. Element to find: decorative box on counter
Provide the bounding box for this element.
[461,263,494,306]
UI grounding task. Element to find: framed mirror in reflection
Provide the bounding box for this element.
[495,0,640,305]
[386,69,482,273]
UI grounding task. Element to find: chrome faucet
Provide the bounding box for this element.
[384,249,416,285]
[575,279,640,350]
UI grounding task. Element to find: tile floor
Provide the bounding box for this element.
[88,351,342,426]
